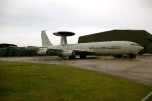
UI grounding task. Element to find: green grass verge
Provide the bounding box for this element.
[0,61,151,101]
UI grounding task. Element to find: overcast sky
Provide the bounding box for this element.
[0,0,152,46]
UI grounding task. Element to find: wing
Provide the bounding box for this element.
[72,49,95,55]
[46,48,63,55]
[46,48,95,56]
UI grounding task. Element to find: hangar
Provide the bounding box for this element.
[78,30,152,53]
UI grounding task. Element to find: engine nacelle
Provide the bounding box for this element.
[61,50,75,57]
[37,48,47,55]
[46,49,57,56]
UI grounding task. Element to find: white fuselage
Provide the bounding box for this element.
[46,41,143,55]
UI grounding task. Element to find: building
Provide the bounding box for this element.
[0,43,38,56]
[78,30,152,53]
[0,43,17,48]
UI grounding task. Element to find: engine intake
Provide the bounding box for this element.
[46,49,57,56]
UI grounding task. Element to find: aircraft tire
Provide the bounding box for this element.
[114,55,123,58]
[68,56,76,59]
[80,55,86,59]
[122,56,127,59]
[128,54,136,59]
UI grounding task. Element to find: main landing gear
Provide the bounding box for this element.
[80,55,87,59]
[114,54,136,59]
[68,56,76,59]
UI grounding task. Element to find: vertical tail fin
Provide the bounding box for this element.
[41,30,53,46]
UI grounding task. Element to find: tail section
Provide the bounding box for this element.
[41,30,53,46]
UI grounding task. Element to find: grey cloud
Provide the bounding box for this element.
[0,1,86,29]
[1,0,152,30]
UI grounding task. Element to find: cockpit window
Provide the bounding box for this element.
[131,43,140,46]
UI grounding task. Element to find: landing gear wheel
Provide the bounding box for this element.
[80,55,86,59]
[114,55,123,58]
[68,56,76,59]
[122,56,127,59]
[128,54,136,59]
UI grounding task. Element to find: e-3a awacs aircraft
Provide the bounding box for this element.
[37,31,144,59]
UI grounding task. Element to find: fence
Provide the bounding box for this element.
[142,92,152,101]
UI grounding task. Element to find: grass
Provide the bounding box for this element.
[0,61,151,101]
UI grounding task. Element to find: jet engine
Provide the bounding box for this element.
[46,49,57,56]
[60,50,76,58]
[37,48,48,55]
[37,48,57,56]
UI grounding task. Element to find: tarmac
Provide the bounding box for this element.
[0,55,152,86]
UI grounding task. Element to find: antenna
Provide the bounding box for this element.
[53,31,75,45]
